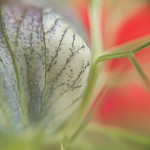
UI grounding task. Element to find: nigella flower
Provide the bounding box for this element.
[0,1,91,135]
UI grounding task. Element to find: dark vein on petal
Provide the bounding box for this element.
[27,14,36,122]
[47,44,85,86]
[15,8,29,120]
[48,26,69,71]
[0,6,24,126]
[71,33,76,50]
[2,6,28,119]
[70,61,90,89]
[45,18,62,35]
[40,10,47,117]
[42,44,86,114]
[0,5,20,96]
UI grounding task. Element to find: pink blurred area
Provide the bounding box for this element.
[95,83,150,135]
[70,0,150,135]
[105,3,150,71]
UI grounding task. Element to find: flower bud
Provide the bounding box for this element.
[0,2,91,134]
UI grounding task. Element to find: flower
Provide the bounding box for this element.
[0,2,91,135]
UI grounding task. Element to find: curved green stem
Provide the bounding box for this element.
[96,50,130,62]
[90,0,103,56]
[62,1,150,149]
[69,61,99,142]
[96,38,150,63]
[75,0,103,121]
[68,0,103,144]
[129,54,150,89]
[69,39,150,148]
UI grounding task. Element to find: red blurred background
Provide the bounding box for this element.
[70,0,150,135]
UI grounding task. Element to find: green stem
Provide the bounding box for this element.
[96,38,150,63]
[129,54,150,89]
[69,0,103,143]
[69,36,150,145]
[70,84,107,142]
[65,0,150,149]
[76,0,103,117]
[76,0,103,126]
[131,40,150,54]
[69,62,99,141]
[96,50,130,62]
[108,36,150,53]
[90,0,103,56]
